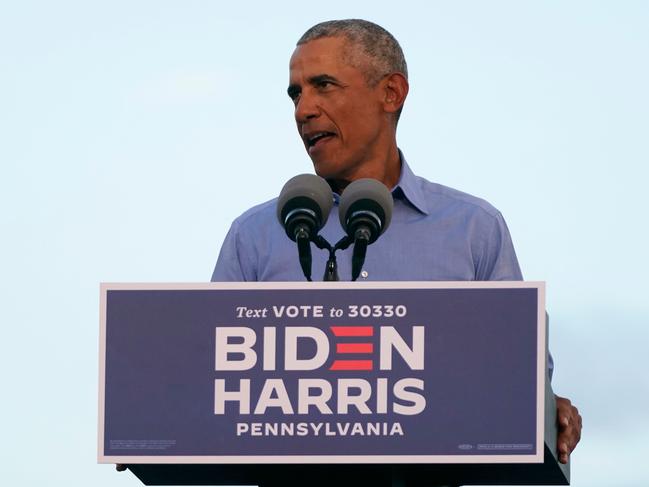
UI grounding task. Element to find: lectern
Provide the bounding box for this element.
[98,282,569,485]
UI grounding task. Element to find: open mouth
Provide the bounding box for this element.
[306,131,336,148]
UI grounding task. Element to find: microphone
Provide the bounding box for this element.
[338,178,393,281]
[277,174,333,281]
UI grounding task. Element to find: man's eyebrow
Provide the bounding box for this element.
[310,73,337,83]
[287,74,341,98]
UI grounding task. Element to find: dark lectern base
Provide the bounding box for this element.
[126,444,568,486]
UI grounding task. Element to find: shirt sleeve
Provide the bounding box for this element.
[476,211,523,281]
[211,220,250,282]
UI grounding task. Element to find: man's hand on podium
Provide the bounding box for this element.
[556,395,582,464]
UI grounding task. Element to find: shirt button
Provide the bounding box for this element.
[360,270,369,279]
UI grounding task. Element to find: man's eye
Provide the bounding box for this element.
[318,81,332,88]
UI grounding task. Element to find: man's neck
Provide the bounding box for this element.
[327,144,401,194]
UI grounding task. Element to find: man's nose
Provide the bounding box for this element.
[294,92,320,122]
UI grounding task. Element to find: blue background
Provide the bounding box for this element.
[1,1,647,486]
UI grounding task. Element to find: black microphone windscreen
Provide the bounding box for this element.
[277,174,333,234]
[338,178,394,236]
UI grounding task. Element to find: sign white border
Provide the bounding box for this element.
[98,281,546,464]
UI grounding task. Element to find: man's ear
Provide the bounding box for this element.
[382,72,409,116]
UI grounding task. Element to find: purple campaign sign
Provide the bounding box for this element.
[98,282,545,464]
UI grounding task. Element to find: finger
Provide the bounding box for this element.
[558,440,568,454]
[559,424,580,454]
[559,415,570,429]
[560,423,574,443]
[557,440,570,464]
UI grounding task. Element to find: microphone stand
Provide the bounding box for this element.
[313,235,353,282]
[295,227,313,281]
[350,227,371,282]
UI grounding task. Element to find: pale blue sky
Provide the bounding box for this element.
[1,1,648,486]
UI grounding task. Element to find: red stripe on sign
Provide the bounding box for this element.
[336,343,373,354]
[330,326,373,337]
[330,360,373,370]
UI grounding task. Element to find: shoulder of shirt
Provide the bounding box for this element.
[414,173,503,219]
[229,197,278,233]
[227,173,503,229]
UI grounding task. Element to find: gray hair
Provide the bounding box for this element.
[297,19,408,87]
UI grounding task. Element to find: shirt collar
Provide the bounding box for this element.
[331,151,429,215]
[393,151,429,215]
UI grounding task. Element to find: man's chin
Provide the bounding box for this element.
[311,159,335,179]
[310,163,348,192]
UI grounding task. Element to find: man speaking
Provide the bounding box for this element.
[212,19,581,465]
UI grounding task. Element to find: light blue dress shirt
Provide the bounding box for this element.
[212,154,523,283]
[211,154,555,377]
